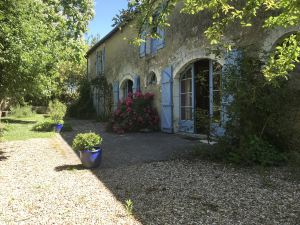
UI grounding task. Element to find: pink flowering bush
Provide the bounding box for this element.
[108,91,160,134]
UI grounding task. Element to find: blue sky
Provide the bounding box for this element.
[87,0,128,40]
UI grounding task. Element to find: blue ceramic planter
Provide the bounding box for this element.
[55,124,63,133]
[79,147,102,168]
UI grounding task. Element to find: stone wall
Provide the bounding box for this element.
[87,3,300,133]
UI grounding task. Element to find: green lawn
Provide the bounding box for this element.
[1,114,55,141]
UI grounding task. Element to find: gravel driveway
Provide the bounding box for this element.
[0,137,141,225]
[0,134,299,225]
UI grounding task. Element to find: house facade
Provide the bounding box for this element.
[86,5,300,136]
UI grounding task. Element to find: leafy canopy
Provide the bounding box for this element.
[0,0,94,106]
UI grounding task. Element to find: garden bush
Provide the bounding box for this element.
[61,123,73,132]
[48,100,67,123]
[108,91,159,134]
[10,104,35,118]
[72,132,102,151]
[32,120,55,132]
[67,79,96,119]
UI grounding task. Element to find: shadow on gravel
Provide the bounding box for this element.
[0,150,9,161]
[1,118,36,124]
[55,164,85,171]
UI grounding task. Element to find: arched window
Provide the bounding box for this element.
[147,72,157,85]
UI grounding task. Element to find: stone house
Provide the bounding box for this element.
[85,4,300,136]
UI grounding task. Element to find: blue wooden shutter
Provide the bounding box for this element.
[221,49,242,126]
[161,66,173,133]
[113,81,119,110]
[102,48,105,74]
[156,27,165,50]
[96,52,99,75]
[139,32,146,57]
[133,75,140,93]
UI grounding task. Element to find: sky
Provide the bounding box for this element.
[86,0,128,40]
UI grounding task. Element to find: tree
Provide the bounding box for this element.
[115,0,300,83]
[0,0,94,117]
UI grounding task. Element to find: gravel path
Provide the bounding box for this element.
[0,135,299,225]
[0,137,141,225]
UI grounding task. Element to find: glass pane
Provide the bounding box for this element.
[213,91,221,106]
[181,93,192,107]
[213,61,222,73]
[213,73,221,91]
[181,78,192,93]
[181,107,192,120]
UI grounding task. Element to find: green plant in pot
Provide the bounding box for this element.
[48,100,67,132]
[72,132,103,168]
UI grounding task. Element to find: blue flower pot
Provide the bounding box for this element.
[55,124,63,133]
[79,147,102,168]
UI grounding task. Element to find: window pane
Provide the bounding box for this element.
[181,79,192,93]
[181,107,192,120]
[181,93,192,107]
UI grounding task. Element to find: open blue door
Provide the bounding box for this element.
[161,66,173,133]
[220,49,242,133]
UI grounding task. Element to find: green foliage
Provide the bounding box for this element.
[48,100,67,124]
[218,52,300,166]
[61,123,73,132]
[10,104,35,118]
[0,0,94,107]
[72,132,102,151]
[124,199,134,215]
[32,120,55,132]
[0,123,5,141]
[1,114,55,141]
[227,135,286,166]
[68,79,96,119]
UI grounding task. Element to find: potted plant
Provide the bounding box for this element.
[55,120,64,133]
[72,132,103,168]
[48,100,67,133]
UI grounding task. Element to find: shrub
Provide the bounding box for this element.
[10,104,35,118]
[61,123,73,132]
[48,100,67,123]
[32,120,55,132]
[72,132,102,151]
[108,91,159,133]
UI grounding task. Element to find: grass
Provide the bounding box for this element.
[0,114,55,141]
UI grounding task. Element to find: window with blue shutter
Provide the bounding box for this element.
[139,32,146,57]
[96,51,99,75]
[132,75,140,93]
[102,47,105,73]
[156,27,165,50]
[113,81,119,110]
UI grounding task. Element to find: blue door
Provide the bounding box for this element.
[161,66,173,133]
[178,65,195,133]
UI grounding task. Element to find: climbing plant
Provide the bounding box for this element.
[90,76,113,121]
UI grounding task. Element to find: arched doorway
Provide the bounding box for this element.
[178,59,222,134]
